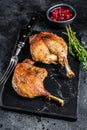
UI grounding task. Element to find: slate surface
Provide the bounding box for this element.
[0,30,80,120]
[0,0,87,130]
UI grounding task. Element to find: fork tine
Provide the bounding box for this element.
[0,61,16,84]
[0,61,12,82]
[3,63,16,84]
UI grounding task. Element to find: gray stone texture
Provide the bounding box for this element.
[0,0,87,130]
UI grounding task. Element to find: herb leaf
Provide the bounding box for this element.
[65,25,87,70]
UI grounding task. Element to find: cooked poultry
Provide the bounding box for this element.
[12,59,64,106]
[29,32,75,78]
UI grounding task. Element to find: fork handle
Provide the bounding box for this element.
[14,41,25,56]
[13,16,38,56]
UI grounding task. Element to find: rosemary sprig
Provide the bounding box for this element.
[65,25,87,70]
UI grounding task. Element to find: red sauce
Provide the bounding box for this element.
[49,6,74,22]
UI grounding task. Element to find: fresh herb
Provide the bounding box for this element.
[65,25,87,70]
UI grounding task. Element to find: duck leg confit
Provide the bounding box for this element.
[12,59,64,106]
[29,32,75,78]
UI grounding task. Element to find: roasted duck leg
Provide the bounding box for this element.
[29,32,75,78]
[29,34,57,64]
[12,59,64,106]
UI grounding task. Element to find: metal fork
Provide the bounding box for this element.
[0,15,38,85]
[0,16,38,84]
[0,41,25,85]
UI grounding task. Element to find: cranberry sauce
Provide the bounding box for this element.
[49,6,74,22]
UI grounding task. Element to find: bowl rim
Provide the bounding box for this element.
[46,3,77,23]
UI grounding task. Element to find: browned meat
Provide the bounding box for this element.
[29,32,75,78]
[12,59,64,106]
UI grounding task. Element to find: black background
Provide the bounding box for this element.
[0,0,87,130]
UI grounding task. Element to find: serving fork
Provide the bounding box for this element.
[0,41,25,84]
[0,16,38,85]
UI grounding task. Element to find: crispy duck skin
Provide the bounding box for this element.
[29,32,75,78]
[12,59,64,106]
